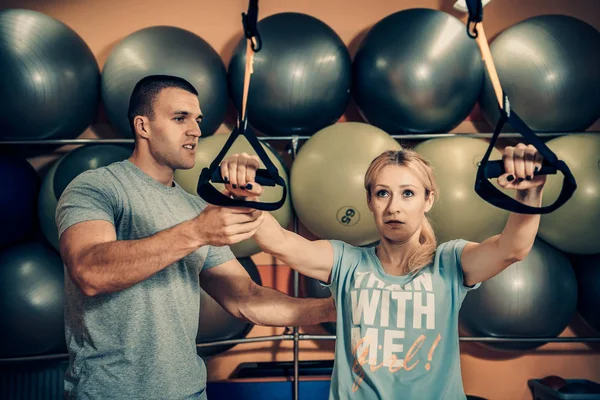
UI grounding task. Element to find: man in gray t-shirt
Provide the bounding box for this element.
[56,75,335,399]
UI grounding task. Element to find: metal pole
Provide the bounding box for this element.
[2,335,600,363]
[290,135,300,400]
[0,131,593,146]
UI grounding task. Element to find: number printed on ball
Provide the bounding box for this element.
[336,207,360,226]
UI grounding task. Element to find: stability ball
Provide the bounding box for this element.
[0,154,40,249]
[0,241,66,358]
[38,145,133,250]
[174,133,292,257]
[538,134,600,254]
[459,238,578,351]
[291,122,401,245]
[352,8,483,134]
[479,15,600,132]
[413,137,510,244]
[0,9,99,140]
[303,276,336,335]
[574,254,600,333]
[228,12,351,137]
[102,26,227,138]
[197,257,261,357]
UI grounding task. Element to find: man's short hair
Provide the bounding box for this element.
[127,75,198,136]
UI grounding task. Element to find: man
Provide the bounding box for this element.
[57,75,335,399]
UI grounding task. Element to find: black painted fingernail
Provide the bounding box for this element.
[223,176,229,183]
[232,184,237,189]
[507,175,515,182]
[526,175,532,180]
[518,178,524,182]
[534,167,539,174]
[246,183,253,190]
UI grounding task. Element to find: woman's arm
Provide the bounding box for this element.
[460,143,546,286]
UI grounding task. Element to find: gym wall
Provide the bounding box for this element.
[1,0,599,399]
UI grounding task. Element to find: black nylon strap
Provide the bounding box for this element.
[474,95,577,214]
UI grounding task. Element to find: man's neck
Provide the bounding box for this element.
[129,150,175,187]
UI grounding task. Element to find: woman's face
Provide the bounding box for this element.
[367,164,434,244]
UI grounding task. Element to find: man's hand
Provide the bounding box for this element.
[193,204,264,247]
[219,152,265,199]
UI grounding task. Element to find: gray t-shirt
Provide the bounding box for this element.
[56,159,235,400]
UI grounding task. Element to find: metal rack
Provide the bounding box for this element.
[1,131,599,400]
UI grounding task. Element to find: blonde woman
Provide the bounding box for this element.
[220,143,545,399]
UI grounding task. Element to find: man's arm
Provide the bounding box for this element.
[200,259,336,327]
[60,204,264,297]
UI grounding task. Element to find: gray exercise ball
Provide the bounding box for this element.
[459,238,578,351]
[101,26,227,138]
[197,257,261,357]
[0,9,100,140]
[479,15,600,132]
[352,8,483,134]
[0,241,66,358]
[574,254,600,333]
[228,12,351,137]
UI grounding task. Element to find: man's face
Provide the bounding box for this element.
[143,87,203,170]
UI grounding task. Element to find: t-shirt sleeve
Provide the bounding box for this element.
[439,239,481,303]
[202,245,236,271]
[319,239,353,298]
[56,170,118,240]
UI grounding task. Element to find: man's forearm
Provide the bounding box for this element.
[240,285,336,327]
[73,219,202,296]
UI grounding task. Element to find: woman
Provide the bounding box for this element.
[219,143,545,399]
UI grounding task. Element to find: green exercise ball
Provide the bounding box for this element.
[414,137,510,244]
[174,133,292,257]
[38,145,133,250]
[538,134,600,254]
[290,122,401,245]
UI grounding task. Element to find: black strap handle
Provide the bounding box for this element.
[196,0,287,211]
[196,119,288,212]
[474,95,577,214]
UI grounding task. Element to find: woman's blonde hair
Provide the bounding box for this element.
[364,149,439,275]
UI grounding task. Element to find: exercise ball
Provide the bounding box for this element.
[479,15,600,132]
[197,257,261,357]
[459,238,578,351]
[303,276,336,335]
[574,254,600,333]
[102,26,227,138]
[291,122,401,245]
[228,12,351,136]
[174,133,292,257]
[0,154,40,249]
[413,137,510,244]
[352,8,483,134]
[0,9,99,140]
[538,134,600,254]
[38,145,132,250]
[0,241,66,358]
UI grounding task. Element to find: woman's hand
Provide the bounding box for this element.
[219,152,264,200]
[497,143,546,192]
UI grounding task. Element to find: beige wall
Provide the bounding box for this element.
[2,0,599,399]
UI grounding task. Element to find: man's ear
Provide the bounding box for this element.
[133,116,150,139]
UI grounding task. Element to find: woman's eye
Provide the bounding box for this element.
[376,190,388,197]
[403,190,414,197]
